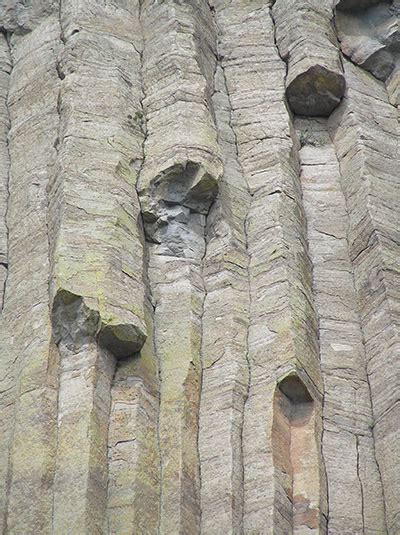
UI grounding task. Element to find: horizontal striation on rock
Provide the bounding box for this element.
[273,0,345,116]
[49,0,148,359]
[199,63,251,535]
[298,116,386,534]
[329,60,400,533]
[0,10,61,533]
[0,0,398,534]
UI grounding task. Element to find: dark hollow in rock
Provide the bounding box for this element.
[336,0,382,11]
[286,65,346,116]
[278,374,314,404]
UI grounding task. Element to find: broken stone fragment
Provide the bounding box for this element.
[139,161,220,258]
[336,2,399,82]
[52,290,146,358]
[286,64,346,116]
[139,161,219,221]
[273,0,346,116]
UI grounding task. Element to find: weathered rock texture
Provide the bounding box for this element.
[0,1,398,534]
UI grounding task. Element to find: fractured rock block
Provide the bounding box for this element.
[336,1,400,82]
[273,0,345,116]
[49,0,148,358]
[139,0,222,258]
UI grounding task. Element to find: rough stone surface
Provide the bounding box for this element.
[273,0,345,116]
[297,117,386,533]
[329,61,400,534]
[336,1,400,83]
[0,1,399,534]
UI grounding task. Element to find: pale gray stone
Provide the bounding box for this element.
[0,2,398,534]
[273,0,345,116]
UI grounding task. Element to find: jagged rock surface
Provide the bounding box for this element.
[273,0,346,116]
[0,1,399,534]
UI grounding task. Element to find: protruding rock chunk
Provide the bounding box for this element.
[336,1,399,82]
[273,0,345,116]
[329,61,400,533]
[49,0,147,359]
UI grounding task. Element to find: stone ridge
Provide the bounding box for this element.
[0,1,398,534]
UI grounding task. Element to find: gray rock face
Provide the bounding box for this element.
[0,1,399,534]
[273,0,346,116]
[336,0,382,10]
[336,0,400,82]
[297,116,386,533]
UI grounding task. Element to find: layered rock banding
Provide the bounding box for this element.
[0,1,399,534]
[273,0,346,116]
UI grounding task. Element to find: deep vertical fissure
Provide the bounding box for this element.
[201,4,253,532]
[0,30,12,312]
[327,117,389,533]
[0,30,13,532]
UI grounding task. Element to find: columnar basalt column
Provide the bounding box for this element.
[273,0,345,116]
[48,1,155,532]
[0,14,61,533]
[51,295,114,534]
[0,32,11,529]
[0,34,10,310]
[50,0,148,358]
[329,61,400,533]
[107,316,160,535]
[210,2,327,533]
[139,1,222,532]
[199,64,251,535]
[298,116,387,533]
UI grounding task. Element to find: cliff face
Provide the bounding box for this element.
[0,0,398,533]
